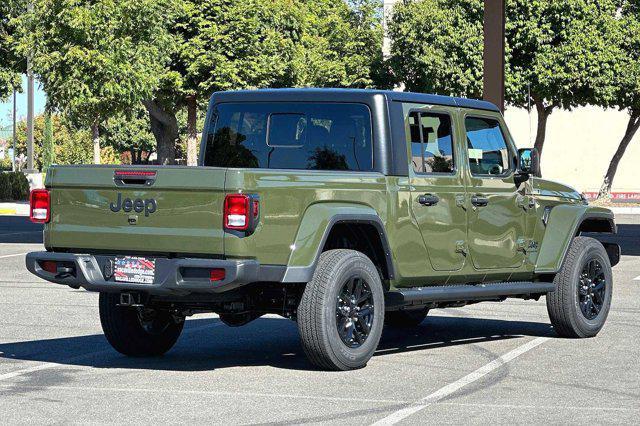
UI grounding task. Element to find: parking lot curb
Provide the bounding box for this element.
[610,207,640,215]
[0,203,29,217]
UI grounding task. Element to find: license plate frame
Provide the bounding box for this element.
[113,256,156,284]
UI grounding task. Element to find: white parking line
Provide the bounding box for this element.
[371,336,550,425]
[0,321,223,382]
[634,275,640,281]
[0,383,407,405]
[0,253,27,260]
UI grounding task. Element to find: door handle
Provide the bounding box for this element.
[418,194,439,206]
[471,194,489,207]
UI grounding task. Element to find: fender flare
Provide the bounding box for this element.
[535,205,616,274]
[282,203,394,283]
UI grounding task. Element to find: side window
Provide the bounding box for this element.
[408,111,455,174]
[465,117,512,176]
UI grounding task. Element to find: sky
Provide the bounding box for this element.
[0,74,47,128]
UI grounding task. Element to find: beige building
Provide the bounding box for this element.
[505,107,640,196]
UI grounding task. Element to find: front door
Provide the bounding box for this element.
[406,106,468,272]
[462,113,527,269]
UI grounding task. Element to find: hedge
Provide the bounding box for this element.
[0,172,30,201]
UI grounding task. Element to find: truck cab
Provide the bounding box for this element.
[26,89,618,370]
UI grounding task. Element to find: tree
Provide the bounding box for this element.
[41,112,55,170]
[387,0,619,174]
[16,0,171,164]
[102,106,156,164]
[0,0,23,100]
[147,0,383,165]
[15,113,95,169]
[597,3,640,199]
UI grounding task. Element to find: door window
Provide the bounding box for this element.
[465,117,513,176]
[407,111,455,174]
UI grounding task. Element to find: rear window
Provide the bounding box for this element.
[203,103,373,171]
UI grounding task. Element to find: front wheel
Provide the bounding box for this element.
[546,237,613,338]
[297,249,385,371]
[99,293,184,356]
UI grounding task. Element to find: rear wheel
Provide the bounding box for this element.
[546,237,613,338]
[99,293,184,356]
[297,249,385,371]
[385,308,429,327]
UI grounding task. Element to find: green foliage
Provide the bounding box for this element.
[289,0,385,88]
[99,146,121,165]
[16,0,172,126]
[102,106,156,163]
[0,0,23,100]
[386,0,483,97]
[0,171,29,201]
[388,0,619,108]
[0,157,12,171]
[166,0,382,100]
[505,0,620,110]
[41,113,55,170]
[147,0,384,164]
[603,2,640,112]
[15,114,94,170]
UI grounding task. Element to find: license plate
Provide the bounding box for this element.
[114,256,156,284]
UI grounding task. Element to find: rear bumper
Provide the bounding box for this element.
[25,251,272,295]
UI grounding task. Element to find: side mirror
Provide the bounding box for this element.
[515,148,539,185]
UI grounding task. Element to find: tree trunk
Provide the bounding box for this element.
[186,95,198,166]
[533,98,554,177]
[92,121,101,164]
[597,109,640,199]
[143,100,178,165]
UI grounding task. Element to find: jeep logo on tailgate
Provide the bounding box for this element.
[110,193,157,217]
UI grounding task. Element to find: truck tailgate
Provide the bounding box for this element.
[46,166,226,256]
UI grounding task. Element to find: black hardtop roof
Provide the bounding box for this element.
[210,88,500,113]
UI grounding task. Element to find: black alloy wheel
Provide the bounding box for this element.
[336,276,374,348]
[578,259,607,320]
[546,236,613,338]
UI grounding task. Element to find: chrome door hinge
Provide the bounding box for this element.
[455,194,466,209]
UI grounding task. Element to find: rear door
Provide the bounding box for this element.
[47,166,227,255]
[461,113,527,269]
[405,104,468,272]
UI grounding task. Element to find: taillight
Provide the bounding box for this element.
[223,194,259,232]
[209,268,226,282]
[41,261,57,274]
[30,189,50,223]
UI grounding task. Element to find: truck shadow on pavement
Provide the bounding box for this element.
[0,315,555,373]
[588,223,640,257]
[0,216,43,244]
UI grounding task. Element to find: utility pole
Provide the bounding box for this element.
[26,0,35,172]
[483,0,505,112]
[12,89,17,172]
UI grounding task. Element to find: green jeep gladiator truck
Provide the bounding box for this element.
[26,89,619,371]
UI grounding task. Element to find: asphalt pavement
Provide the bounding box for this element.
[0,215,638,424]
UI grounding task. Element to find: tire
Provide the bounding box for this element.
[385,308,429,327]
[546,236,613,338]
[99,293,184,356]
[297,249,385,371]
